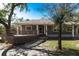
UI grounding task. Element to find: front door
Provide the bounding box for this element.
[38,25,44,36]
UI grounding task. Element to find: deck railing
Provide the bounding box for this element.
[21,30,37,35]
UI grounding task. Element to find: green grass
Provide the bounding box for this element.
[44,40,79,55]
[48,40,79,50]
[62,40,76,49]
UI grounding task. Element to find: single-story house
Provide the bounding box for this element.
[15,20,79,37]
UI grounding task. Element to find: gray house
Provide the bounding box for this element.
[15,20,79,37]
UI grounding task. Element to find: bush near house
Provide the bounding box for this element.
[0,26,4,34]
[0,26,6,43]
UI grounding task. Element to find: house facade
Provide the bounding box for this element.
[15,20,79,37]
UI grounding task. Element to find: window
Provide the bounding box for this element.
[53,26,59,32]
[63,25,72,32]
[66,27,72,32]
[53,28,59,32]
[25,26,32,31]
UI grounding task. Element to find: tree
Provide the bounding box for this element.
[41,3,79,50]
[0,3,27,35]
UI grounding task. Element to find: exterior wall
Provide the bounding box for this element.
[47,25,59,34]
[76,25,79,35]
[17,24,79,36]
[47,24,74,35]
[21,25,37,35]
[62,24,72,34]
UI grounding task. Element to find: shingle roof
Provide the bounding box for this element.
[16,20,54,25]
[15,19,79,25]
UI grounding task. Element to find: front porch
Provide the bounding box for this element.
[16,23,79,38]
[16,24,48,36]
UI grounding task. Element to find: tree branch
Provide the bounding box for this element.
[8,3,24,28]
[14,3,24,7]
[8,4,15,28]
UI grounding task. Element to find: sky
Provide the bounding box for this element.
[14,3,45,20]
[14,3,79,20]
[0,3,79,20]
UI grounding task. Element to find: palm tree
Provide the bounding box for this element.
[41,3,79,50]
[53,6,65,50]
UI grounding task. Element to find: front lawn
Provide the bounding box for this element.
[1,39,79,56]
[49,40,79,50]
[44,40,79,55]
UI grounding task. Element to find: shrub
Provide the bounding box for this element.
[0,26,5,35]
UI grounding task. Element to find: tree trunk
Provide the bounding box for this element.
[5,27,11,35]
[7,4,15,35]
[58,23,62,50]
[0,19,9,35]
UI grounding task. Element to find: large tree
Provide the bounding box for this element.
[0,3,27,35]
[41,3,79,50]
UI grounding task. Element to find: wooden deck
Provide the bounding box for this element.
[6,35,38,45]
[14,34,79,39]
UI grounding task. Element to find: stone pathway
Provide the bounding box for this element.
[4,40,56,56]
[0,37,49,56]
[6,47,48,56]
[0,43,48,56]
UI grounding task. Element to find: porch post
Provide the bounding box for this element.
[44,25,46,35]
[76,26,78,35]
[20,25,22,34]
[16,26,19,35]
[46,25,48,36]
[36,25,39,35]
[72,24,75,37]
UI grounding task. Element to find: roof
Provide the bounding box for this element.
[16,20,54,25]
[15,19,79,25]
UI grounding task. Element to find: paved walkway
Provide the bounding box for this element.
[1,35,79,56]
[0,37,47,56]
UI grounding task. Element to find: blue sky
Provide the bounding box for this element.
[14,3,44,20]
[14,3,79,20]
